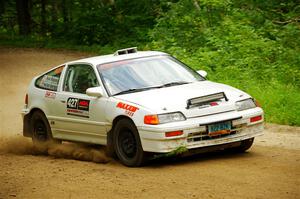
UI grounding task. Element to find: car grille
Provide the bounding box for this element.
[187,123,247,142]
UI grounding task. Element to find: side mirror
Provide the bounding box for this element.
[86,87,103,98]
[197,70,207,78]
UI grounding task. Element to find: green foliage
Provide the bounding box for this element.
[69,7,116,45]
[0,0,299,125]
[152,146,188,159]
[150,0,300,125]
[0,0,161,45]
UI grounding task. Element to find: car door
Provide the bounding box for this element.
[50,63,109,145]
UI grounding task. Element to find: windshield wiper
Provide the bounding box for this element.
[160,81,190,88]
[113,87,156,96]
[113,82,190,96]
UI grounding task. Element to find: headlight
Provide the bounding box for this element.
[158,112,186,124]
[144,112,186,125]
[235,98,256,111]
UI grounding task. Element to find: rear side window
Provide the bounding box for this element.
[35,65,65,91]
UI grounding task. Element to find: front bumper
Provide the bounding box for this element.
[138,107,264,153]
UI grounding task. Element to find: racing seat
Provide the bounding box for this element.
[73,74,90,94]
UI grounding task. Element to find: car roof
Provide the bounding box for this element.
[66,50,168,66]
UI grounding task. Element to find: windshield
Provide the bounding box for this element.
[97,55,205,96]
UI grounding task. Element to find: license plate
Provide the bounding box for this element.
[208,121,231,137]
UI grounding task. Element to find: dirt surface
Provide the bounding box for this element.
[0,48,299,199]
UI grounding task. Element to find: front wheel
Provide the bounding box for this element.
[113,119,146,167]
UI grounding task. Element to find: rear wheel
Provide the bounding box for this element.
[113,118,146,167]
[30,111,60,144]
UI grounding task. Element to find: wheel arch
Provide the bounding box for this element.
[23,108,47,137]
[106,115,137,157]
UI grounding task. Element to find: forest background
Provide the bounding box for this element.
[0,0,299,125]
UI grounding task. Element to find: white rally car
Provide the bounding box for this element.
[22,47,264,166]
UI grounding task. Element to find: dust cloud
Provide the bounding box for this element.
[0,136,110,163]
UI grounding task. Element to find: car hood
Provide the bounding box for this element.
[114,81,250,118]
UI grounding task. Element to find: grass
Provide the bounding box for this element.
[1,35,299,126]
[220,80,300,126]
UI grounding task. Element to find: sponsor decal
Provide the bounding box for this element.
[197,101,219,109]
[78,99,90,111]
[40,75,60,91]
[45,91,56,99]
[67,97,90,118]
[101,61,130,70]
[67,109,83,113]
[116,102,139,117]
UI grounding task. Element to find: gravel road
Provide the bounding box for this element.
[0,48,299,199]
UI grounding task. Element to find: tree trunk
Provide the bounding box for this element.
[16,0,31,35]
[41,0,46,35]
[0,0,5,25]
[61,0,68,23]
[50,0,58,32]
[0,0,4,15]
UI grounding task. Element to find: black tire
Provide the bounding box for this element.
[105,130,116,158]
[113,118,146,167]
[236,138,254,152]
[30,111,59,144]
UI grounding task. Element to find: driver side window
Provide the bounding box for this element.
[64,64,99,94]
